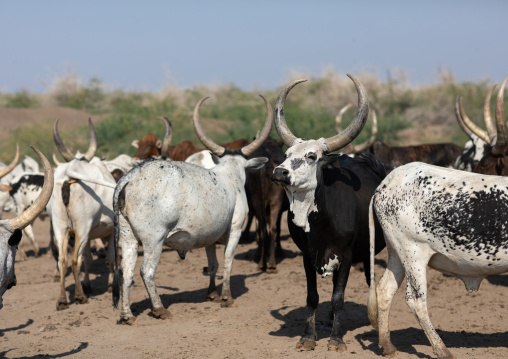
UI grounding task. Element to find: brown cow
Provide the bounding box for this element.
[132,117,172,159]
[163,138,250,161]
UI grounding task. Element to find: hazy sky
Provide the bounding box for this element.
[1,1,507,93]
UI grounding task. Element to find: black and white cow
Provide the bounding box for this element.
[112,95,272,324]
[0,147,53,309]
[367,161,508,359]
[270,75,387,352]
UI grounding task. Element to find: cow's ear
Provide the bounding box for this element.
[0,184,12,192]
[321,155,340,170]
[245,157,268,170]
[8,229,22,247]
[131,140,139,149]
[156,140,162,149]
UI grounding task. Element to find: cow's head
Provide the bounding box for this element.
[271,74,369,194]
[192,94,273,180]
[132,117,172,160]
[53,118,98,162]
[460,76,508,175]
[0,147,53,309]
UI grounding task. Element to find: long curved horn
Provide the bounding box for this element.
[324,74,369,153]
[492,76,508,155]
[9,147,53,230]
[454,96,474,139]
[345,110,378,154]
[274,79,307,147]
[458,98,490,143]
[334,104,354,133]
[240,95,274,157]
[193,97,226,156]
[83,118,98,161]
[53,119,75,162]
[0,144,19,179]
[484,84,498,144]
[159,116,173,158]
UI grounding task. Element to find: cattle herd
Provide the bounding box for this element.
[1,74,508,359]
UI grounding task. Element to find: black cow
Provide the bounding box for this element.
[271,75,386,352]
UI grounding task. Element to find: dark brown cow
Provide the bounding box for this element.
[368,141,462,171]
[473,76,508,175]
[244,137,289,273]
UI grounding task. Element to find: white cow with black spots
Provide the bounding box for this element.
[368,161,508,359]
[111,95,272,324]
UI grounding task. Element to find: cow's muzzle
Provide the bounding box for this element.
[271,167,290,186]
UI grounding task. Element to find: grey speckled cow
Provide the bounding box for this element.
[112,95,272,325]
[368,161,508,359]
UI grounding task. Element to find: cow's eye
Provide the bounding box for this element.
[307,153,317,161]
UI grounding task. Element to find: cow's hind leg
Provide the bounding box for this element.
[119,218,139,325]
[72,233,89,304]
[220,225,242,308]
[140,239,171,320]
[404,259,455,359]
[23,224,40,257]
[205,243,220,302]
[327,251,352,352]
[377,250,405,357]
[296,253,318,351]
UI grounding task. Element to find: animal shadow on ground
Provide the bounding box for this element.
[269,301,370,339]
[0,319,34,337]
[486,274,508,287]
[356,327,508,359]
[128,272,262,318]
[0,342,89,359]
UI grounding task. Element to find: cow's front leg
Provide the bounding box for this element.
[205,243,219,302]
[328,252,352,352]
[140,240,171,320]
[296,253,318,351]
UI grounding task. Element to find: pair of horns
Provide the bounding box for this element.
[274,74,369,153]
[0,144,19,179]
[53,118,98,162]
[335,104,378,154]
[455,76,508,155]
[193,94,273,157]
[9,147,53,230]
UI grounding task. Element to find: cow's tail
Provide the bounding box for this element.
[367,196,379,329]
[112,177,128,309]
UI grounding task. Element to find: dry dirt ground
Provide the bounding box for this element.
[1,213,508,359]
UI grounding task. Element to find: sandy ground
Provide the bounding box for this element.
[1,213,508,359]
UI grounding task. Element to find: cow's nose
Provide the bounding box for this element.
[271,167,290,185]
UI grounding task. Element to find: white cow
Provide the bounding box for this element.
[0,147,53,309]
[368,162,508,359]
[48,118,117,310]
[112,95,272,324]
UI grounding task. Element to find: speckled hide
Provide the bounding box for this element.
[112,154,267,323]
[0,225,22,309]
[47,158,117,310]
[454,134,488,172]
[368,161,508,359]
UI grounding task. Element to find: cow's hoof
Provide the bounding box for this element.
[382,348,398,358]
[56,300,69,311]
[296,338,316,351]
[34,250,41,258]
[328,339,347,352]
[119,316,136,325]
[220,297,237,308]
[438,350,456,359]
[266,266,278,274]
[53,275,60,283]
[152,306,172,320]
[206,291,220,302]
[83,283,92,294]
[107,284,113,293]
[75,295,88,305]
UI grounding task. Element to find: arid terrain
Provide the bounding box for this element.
[1,212,508,359]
